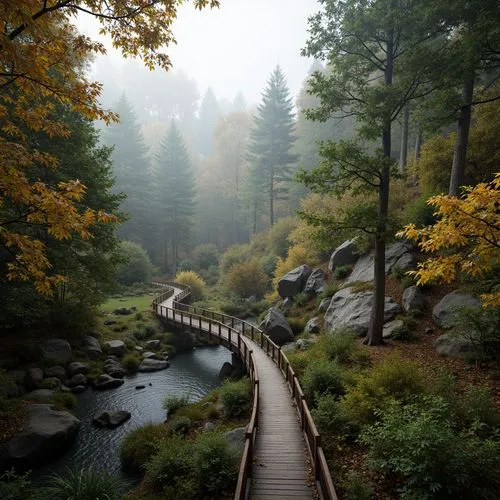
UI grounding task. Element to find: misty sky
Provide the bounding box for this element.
[77,0,320,107]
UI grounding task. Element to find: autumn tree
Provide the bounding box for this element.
[0,0,219,294]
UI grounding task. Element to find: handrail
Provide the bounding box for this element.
[151,279,338,500]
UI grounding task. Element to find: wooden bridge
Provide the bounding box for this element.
[152,281,338,500]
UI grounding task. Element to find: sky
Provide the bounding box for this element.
[76,0,320,106]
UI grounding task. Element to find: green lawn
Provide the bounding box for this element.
[101,294,155,313]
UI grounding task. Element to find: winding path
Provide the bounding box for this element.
[153,282,337,500]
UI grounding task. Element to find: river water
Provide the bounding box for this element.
[34,345,231,481]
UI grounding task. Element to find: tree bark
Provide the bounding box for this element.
[270,165,275,226]
[449,73,475,196]
[414,129,422,163]
[399,107,409,173]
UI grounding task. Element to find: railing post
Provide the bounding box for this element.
[260,331,264,348]
[189,314,193,334]
[314,434,321,480]
[251,326,254,341]
[277,347,281,370]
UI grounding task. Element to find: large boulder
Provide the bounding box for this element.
[67,362,89,377]
[93,411,131,428]
[277,265,312,299]
[219,362,234,380]
[138,359,169,372]
[145,340,161,350]
[93,374,124,391]
[104,358,126,378]
[67,373,87,388]
[432,291,481,328]
[435,334,475,357]
[347,241,414,283]
[83,335,103,360]
[259,308,294,346]
[325,287,401,336]
[223,426,246,453]
[23,389,55,403]
[328,239,358,271]
[40,339,72,365]
[26,368,44,391]
[304,317,321,334]
[104,340,126,357]
[303,268,326,295]
[318,297,332,313]
[0,404,80,470]
[44,365,66,380]
[383,319,405,339]
[402,286,425,312]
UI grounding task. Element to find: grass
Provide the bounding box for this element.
[100,294,154,313]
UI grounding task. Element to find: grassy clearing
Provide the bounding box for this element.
[100,294,155,313]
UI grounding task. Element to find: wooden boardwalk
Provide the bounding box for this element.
[154,283,332,499]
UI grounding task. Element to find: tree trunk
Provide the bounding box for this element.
[449,73,475,196]
[414,129,422,163]
[269,166,275,226]
[399,107,409,173]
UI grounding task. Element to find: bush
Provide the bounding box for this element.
[361,396,500,499]
[267,217,297,258]
[163,394,190,417]
[122,354,141,373]
[220,244,252,274]
[190,244,220,271]
[287,317,307,335]
[169,416,191,436]
[342,471,374,500]
[120,423,171,473]
[312,393,351,437]
[320,331,368,365]
[260,253,278,277]
[333,265,352,280]
[302,360,347,403]
[0,469,34,500]
[293,292,310,307]
[175,271,206,301]
[318,283,339,301]
[224,259,269,298]
[196,432,238,497]
[51,392,77,411]
[117,241,154,286]
[220,378,251,417]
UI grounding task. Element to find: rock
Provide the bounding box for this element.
[67,362,89,377]
[24,389,55,403]
[304,268,326,295]
[145,340,161,350]
[67,373,87,388]
[103,319,117,326]
[138,359,169,372]
[44,365,66,380]
[135,385,146,390]
[1,404,80,469]
[394,252,417,273]
[70,385,86,394]
[204,422,216,432]
[82,335,103,359]
[304,317,321,334]
[135,346,144,352]
[93,374,124,390]
[347,241,414,283]
[93,410,131,428]
[103,359,126,379]
[26,368,44,391]
[60,385,71,393]
[104,340,126,357]
[296,338,313,350]
[259,308,294,346]
[383,320,405,339]
[403,286,425,312]
[281,342,296,353]
[113,307,132,316]
[40,377,62,391]
[318,297,332,312]
[223,427,247,453]
[281,297,293,314]
[277,265,312,299]
[325,287,401,336]
[219,362,234,380]
[328,238,358,271]
[424,327,434,335]
[142,351,156,359]
[432,291,481,328]
[40,339,72,365]
[435,334,475,357]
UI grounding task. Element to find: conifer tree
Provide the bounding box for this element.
[154,122,196,272]
[246,66,298,226]
[196,87,221,156]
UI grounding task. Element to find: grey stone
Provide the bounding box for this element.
[70,385,86,394]
[259,308,294,346]
[394,252,417,273]
[138,359,169,372]
[67,362,89,377]
[304,268,326,295]
[142,351,156,359]
[82,335,102,360]
[204,422,216,432]
[1,404,80,469]
[223,427,247,453]
[67,373,87,388]
[325,287,401,336]
[93,374,124,390]
[435,334,475,357]
[104,340,126,357]
[281,297,293,313]
[103,359,126,379]
[277,265,312,299]
[281,342,296,353]
[44,366,66,380]
[93,410,131,428]
[296,338,313,350]
[135,385,146,390]
[383,320,405,339]
[328,239,358,271]
[60,385,71,393]
[432,291,481,328]
[219,362,234,380]
[318,297,332,313]
[103,319,117,326]
[135,346,144,352]
[424,327,434,335]
[40,339,72,365]
[113,307,132,316]
[145,339,161,350]
[304,317,321,334]
[403,286,425,312]
[26,368,44,390]
[24,389,55,403]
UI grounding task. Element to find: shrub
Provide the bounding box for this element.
[220,378,251,417]
[122,354,141,373]
[51,392,77,411]
[260,253,278,277]
[318,283,339,302]
[312,393,351,437]
[41,466,127,500]
[361,396,500,499]
[224,259,268,298]
[342,471,374,500]
[302,360,347,403]
[0,469,34,500]
[454,386,500,431]
[287,350,310,378]
[169,416,191,436]
[190,244,220,271]
[293,292,310,307]
[117,240,153,286]
[196,432,238,497]
[220,244,252,274]
[287,317,307,335]
[175,271,206,301]
[320,331,368,365]
[163,394,189,417]
[333,265,352,280]
[267,217,297,258]
[120,423,171,473]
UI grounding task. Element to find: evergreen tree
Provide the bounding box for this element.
[246,65,298,226]
[104,93,154,252]
[154,122,196,273]
[196,87,221,156]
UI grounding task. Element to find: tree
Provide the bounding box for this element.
[246,66,298,227]
[0,0,220,293]
[117,241,154,286]
[196,87,221,156]
[300,0,446,345]
[154,122,196,273]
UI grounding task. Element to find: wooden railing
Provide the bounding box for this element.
[151,280,338,500]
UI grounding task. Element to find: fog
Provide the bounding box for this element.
[77,0,320,109]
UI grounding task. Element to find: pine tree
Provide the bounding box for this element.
[104,93,153,251]
[196,87,221,156]
[154,121,196,273]
[246,66,298,226]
